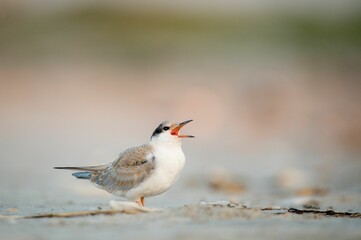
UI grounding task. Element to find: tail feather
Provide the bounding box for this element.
[54,165,107,172]
[54,164,107,180]
[72,171,92,179]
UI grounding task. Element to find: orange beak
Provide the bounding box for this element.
[171,120,194,138]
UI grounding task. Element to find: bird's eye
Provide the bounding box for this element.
[163,127,170,131]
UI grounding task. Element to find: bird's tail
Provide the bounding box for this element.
[54,165,107,180]
[71,171,92,179]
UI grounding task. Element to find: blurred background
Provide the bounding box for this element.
[0,0,361,209]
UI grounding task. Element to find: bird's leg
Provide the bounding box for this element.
[141,197,145,207]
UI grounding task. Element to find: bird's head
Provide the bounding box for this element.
[151,120,194,144]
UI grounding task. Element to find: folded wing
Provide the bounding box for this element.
[91,144,155,193]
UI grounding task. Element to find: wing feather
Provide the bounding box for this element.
[91,144,155,193]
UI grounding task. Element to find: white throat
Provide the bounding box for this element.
[150,134,182,148]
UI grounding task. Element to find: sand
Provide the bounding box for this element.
[1,185,360,240]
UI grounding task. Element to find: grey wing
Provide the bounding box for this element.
[90,144,155,193]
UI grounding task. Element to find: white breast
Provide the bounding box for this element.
[125,143,186,199]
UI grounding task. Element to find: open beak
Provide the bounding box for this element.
[171,120,194,138]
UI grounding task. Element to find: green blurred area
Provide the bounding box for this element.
[1,6,360,62]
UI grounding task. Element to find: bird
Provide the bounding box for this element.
[54,120,194,207]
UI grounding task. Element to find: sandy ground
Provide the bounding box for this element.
[1,182,361,240]
[1,204,360,240]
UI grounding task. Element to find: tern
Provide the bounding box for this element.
[55,120,194,206]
